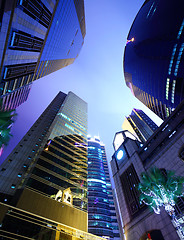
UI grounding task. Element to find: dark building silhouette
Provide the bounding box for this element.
[122,109,158,142]
[0,0,86,109]
[124,0,184,120]
[111,100,184,240]
[87,136,121,239]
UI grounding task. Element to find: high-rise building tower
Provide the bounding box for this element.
[111,100,184,240]
[87,136,121,240]
[0,91,96,240]
[123,0,184,120]
[0,0,86,109]
[122,109,158,142]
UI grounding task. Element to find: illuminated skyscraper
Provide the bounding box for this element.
[122,109,158,142]
[124,0,184,120]
[111,100,184,240]
[0,0,85,109]
[87,136,121,240]
[0,91,92,239]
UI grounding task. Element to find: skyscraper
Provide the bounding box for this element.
[0,91,94,239]
[87,136,121,240]
[111,100,184,240]
[0,0,86,109]
[123,0,184,120]
[122,109,158,142]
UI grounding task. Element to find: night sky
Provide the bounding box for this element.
[0,0,162,165]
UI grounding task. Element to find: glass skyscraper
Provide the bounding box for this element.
[0,0,85,109]
[124,0,184,120]
[87,136,121,240]
[0,91,96,240]
[122,109,158,142]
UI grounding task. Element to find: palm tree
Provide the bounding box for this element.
[0,100,16,148]
[138,167,184,239]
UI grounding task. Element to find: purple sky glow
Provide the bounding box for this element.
[0,0,163,165]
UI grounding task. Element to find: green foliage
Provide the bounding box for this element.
[0,100,17,148]
[138,167,184,214]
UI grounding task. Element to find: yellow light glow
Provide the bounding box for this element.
[126,37,135,44]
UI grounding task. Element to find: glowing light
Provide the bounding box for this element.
[165,78,170,100]
[113,132,124,150]
[87,179,106,184]
[126,37,135,44]
[58,112,86,130]
[117,150,124,160]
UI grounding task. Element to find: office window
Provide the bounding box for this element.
[120,164,144,217]
[3,63,36,80]
[9,30,44,52]
[17,0,52,28]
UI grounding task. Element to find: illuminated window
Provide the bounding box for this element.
[169,130,176,138]
[165,78,170,100]
[168,44,177,75]
[177,19,184,39]
[174,43,184,76]
[171,80,176,103]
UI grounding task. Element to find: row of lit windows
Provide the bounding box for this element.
[177,19,184,39]
[174,43,184,77]
[165,78,170,100]
[171,80,176,103]
[58,112,86,131]
[168,44,177,75]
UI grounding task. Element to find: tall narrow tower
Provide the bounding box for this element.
[122,109,158,142]
[0,0,86,109]
[123,0,184,119]
[87,136,121,240]
[0,91,91,239]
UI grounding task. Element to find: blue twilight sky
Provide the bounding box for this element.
[0,0,162,164]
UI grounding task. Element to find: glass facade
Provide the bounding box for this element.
[27,134,88,210]
[88,136,120,239]
[122,108,158,142]
[35,0,85,80]
[0,91,67,197]
[0,91,89,239]
[124,0,184,120]
[0,91,87,203]
[0,0,85,109]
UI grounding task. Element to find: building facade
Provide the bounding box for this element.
[87,136,121,240]
[124,0,184,120]
[0,91,94,240]
[111,100,184,240]
[0,0,85,109]
[122,108,158,142]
